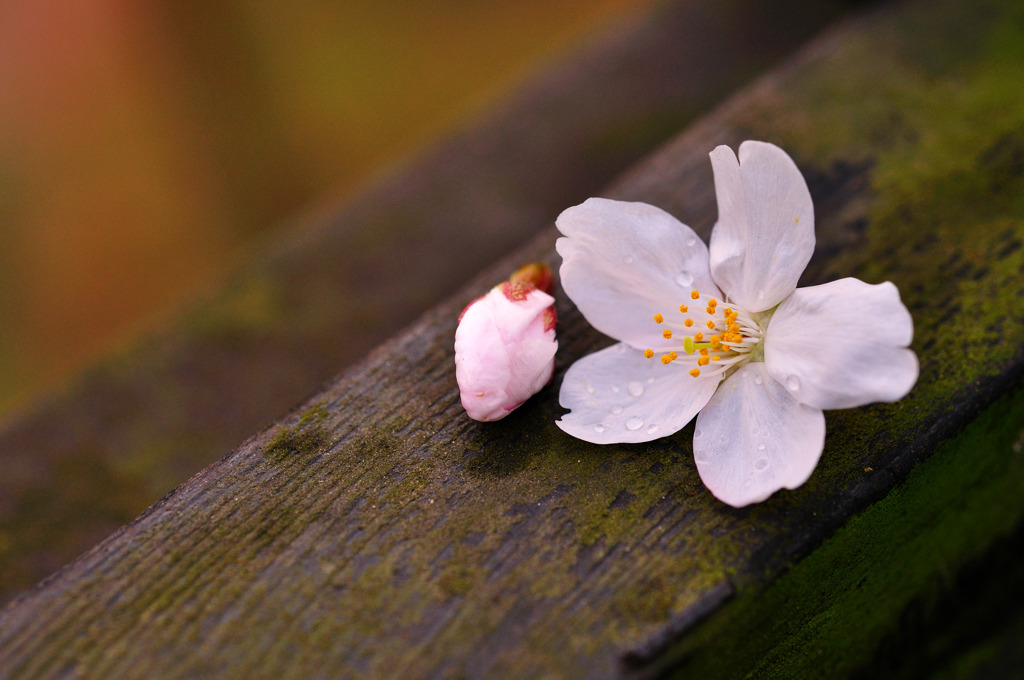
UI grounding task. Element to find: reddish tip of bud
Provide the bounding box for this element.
[499,281,531,302]
[509,262,554,295]
[543,306,557,332]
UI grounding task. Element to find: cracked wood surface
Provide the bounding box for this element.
[2,0,1024,677]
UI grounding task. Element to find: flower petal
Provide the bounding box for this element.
[556,197,721,350]
[764,278,918,410]
[556,342,720,444]
[708,141,814,312]
[693,362,825,507]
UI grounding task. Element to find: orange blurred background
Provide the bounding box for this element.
[0,0,649,416]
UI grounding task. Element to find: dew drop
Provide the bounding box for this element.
[786,375,801,391]
[753,375,763,385]
[674,271,694,287]
[583,380,595,395]
[647,377,655,384]
[685,236,697,247]
[594,424,606,434]
[625,416,644,431]
[694,428,703,438]
[624,255,635,265]
[628,381,645,397]
[757,289,766,300]
[611,385,621,393]
[646,424,660,435]
[754,458,769,471]
[757,443,766,451]
[610,405,624,415]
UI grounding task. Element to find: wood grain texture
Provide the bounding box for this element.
[3,0,1024,677]
[0,0,850,605]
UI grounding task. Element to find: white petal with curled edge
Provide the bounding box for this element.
[556,343,720,444]
[556,198,721,350]
[764,278,918,410]
[693,362,825,507]
[708,141,814,312]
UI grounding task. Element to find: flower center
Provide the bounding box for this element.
[644,289,765,378]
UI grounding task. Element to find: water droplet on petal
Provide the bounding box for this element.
[757,289,766,300]
[624,255,635,265]
[675,271,694,287]
[646,424,660,435]
[594,424,606,434]
[583,380,595,395]
[611,385,620,393]
[757,443,766,451]
[786,375,801,391]
[625,416,644,431]
[685,236,697,247]
[647,377,655,384]
[694,428,703,438]
[610,405,623,415]
[754,458,769,471]
[614,345,626,354]
[628,381,645,397]
[753,375,763,385]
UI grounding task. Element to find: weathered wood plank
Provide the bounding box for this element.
[3,0,1024,677]
[0,0,850,605]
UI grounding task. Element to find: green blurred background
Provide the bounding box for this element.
[0,0,648,417]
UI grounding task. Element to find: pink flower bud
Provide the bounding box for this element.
[455,263,558,421]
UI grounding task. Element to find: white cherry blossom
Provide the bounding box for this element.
[554,141,917,507]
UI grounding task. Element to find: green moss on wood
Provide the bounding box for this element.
[664,379,1024,679]
[263,402,330,462]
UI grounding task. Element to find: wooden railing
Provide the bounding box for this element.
[2,0,1023,677]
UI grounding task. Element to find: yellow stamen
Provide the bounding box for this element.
[662,329,673,339]
[689,368,700,377]
[644,348,654,359]
[694,332,703,342]
[653,313,664,324]
[690,290,700,300]
[684,319,694,327]
[711,356,721,362]
[698,356,710,366]
[708,298,717,307]
[679,304,688,313]
[705,306,715,314]
[706,320,716,330]
[699,348,709,357]
[661,354,673,364]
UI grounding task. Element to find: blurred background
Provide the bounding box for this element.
[0,0,649,418]
[0,0,853,603]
